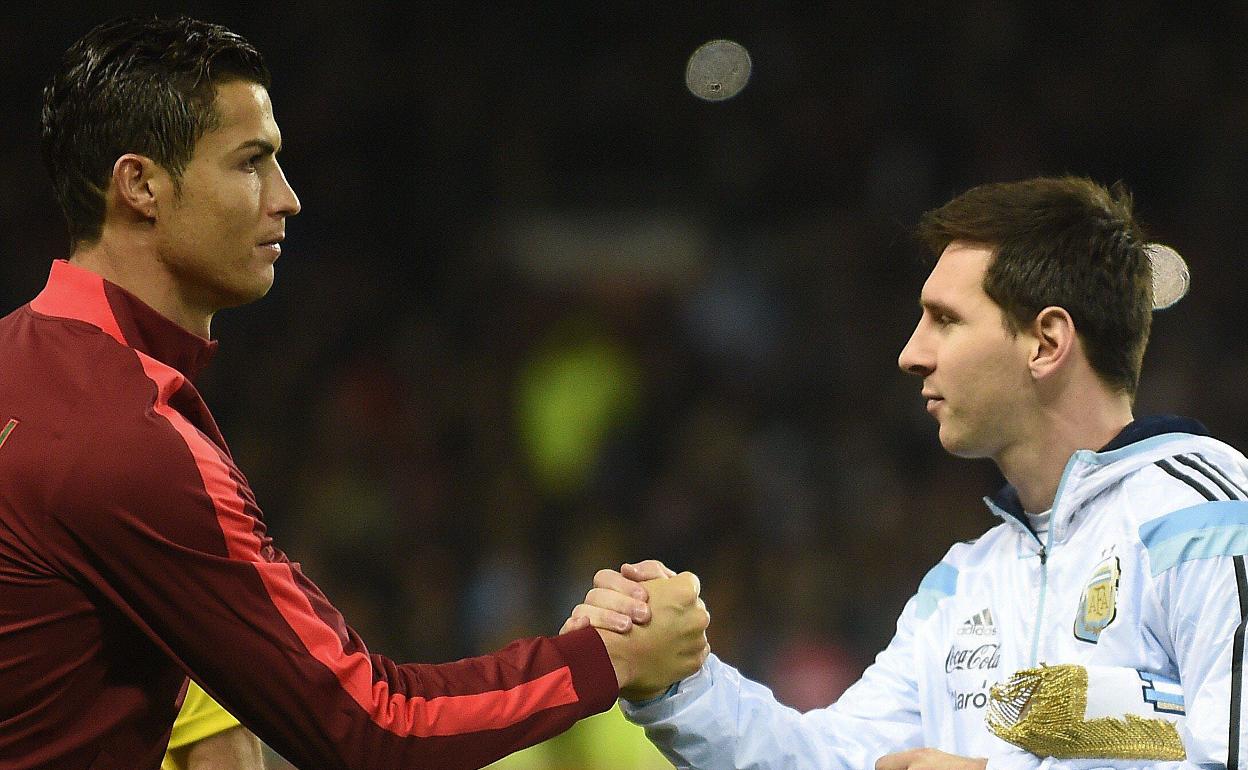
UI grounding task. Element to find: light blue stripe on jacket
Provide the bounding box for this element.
[915,561,957,619]
[1139,500,1248,575]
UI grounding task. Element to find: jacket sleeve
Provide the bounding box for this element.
[1141,500,1247,770]
[987,498,1248,770]
[46,392,618,770]
[620,597,925,770]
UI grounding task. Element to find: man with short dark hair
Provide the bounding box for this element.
[576,177,1248,769]
[0,16,709,769]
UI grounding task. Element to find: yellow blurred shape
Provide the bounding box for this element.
[516,328,640,496]
[486,705,674,770]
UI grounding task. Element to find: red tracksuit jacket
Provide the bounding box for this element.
[0,260,617,769]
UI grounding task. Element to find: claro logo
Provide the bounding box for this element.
[945,643,1000,673]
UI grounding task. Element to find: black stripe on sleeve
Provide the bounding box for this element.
[1194,453,1248,499]
[1155,458,1219,501]
[1175,455,1239,500]
[1231,555,1247,770]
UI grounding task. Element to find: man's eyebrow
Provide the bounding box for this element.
[233,139,277,155]
[919,298,957,316]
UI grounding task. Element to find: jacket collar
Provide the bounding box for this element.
[29,260,218,381]
[985,415,1210,535]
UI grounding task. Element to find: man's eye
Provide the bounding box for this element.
[936,314,955,326]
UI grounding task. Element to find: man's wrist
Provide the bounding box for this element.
[621,681,679,706]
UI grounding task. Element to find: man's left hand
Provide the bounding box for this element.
[876,748,987,770]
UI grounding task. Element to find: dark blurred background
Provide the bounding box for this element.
[4,0,1248,757]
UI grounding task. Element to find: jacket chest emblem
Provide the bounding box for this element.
[1073,556,1121,643]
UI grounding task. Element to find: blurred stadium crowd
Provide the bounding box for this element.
[3,2,1248,766]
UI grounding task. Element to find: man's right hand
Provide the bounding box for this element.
[562,563,710,701]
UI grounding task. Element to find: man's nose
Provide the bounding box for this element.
[898,325,932,377]
[271,161,301,218]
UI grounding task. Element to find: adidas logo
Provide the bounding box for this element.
[957,608,997,636]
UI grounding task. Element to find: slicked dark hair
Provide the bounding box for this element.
[917,177,1153,395]
[41,16,270,245]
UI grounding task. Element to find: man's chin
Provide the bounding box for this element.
[937,426,990,459]
[214,273,275,310]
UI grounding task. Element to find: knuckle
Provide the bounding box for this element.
[587,588,621,610]
[668,579,695,603]
[594,568,616,586]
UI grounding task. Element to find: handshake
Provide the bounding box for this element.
[560,560,711,701]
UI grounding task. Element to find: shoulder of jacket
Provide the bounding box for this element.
[912,526,1015,620]
[1112,437,1248,528]
[1112,437,1248,577]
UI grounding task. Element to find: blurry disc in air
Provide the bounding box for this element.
[1146,243,1190,310]
[686,39,752,102]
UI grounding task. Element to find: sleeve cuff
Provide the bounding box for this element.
[620,653,717,725]
[622,681,680,708]
[551,625,619,717]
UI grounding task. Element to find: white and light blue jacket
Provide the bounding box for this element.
[623,417,1248,770]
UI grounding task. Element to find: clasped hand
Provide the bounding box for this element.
[561,560,710,701]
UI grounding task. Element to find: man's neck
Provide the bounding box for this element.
[996,399,1134,513]
[69,240,214,339]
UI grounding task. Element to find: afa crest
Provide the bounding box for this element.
[1074,556,1121,644]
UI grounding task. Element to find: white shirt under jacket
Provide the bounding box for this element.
[623,416,1248,770]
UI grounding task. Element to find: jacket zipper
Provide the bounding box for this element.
[1029,530,1053,666]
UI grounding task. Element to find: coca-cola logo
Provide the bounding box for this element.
[945,643,1000,673]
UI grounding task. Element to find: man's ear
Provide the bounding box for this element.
[110,153,167,222]
[1028,306,1076,380]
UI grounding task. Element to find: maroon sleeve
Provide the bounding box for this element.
[48,353,619,769]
